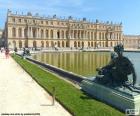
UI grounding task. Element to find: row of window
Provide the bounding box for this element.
[12,40,119,48]
[10,18,121,30]
[11,27,121,40]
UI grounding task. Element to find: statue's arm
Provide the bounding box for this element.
[102,60,115,70]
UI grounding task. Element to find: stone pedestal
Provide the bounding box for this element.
[80,78,140,112]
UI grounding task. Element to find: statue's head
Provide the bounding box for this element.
[114,44,124,56]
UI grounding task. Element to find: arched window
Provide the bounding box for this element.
[94,42,97,47]
[46,30,48,38]
[62,41,64,47]
[62,30,64,39]
[19,41,22,48]
[82,42,84,47]
[50,30,53,38]
[88,42,90,47]
[91,42,93,47]
[94,32,96,40]
[46,41,49,47]
[12,28,16,37]
[81,31,84,38]
[41,41,44,47]
[41,29,44,38]
[78,41,80,47]
[91,32,93,40]
[33,41,37,48]
[74,41,77,47]
[13,41,16,48]
[66,31,68,38]
[32,28,36,38]
[99,32,101,40]
[88,32,90,40]
[74,30,77,38]
[24,28,28,38]
[57,31,60,39]
[18,28,22,37]
[51,41,54,47]
[78,31,80,38]
[110,42,113,47]
[66,41,69,47]
[58,41,60,47]
[102,33,104,40]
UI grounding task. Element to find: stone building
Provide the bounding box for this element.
[3,10,123,49]
[123,35,140,49]
[0,29,3,47]
[0,29,2,38]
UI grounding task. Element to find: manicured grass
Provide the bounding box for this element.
[12,55,124,116]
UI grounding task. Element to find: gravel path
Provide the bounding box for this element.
[0,53,71,116]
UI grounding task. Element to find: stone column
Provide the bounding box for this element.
[76,30,78,39]
[27,27,30,38]
[54,30,57,39]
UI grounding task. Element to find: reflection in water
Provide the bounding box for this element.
[32,52,110,77]
[32,52,140,83]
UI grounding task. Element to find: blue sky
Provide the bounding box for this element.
[0,0,140,35]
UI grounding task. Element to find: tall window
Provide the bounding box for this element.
[66,31,68,39]
[18,28,22,37]
[74,30,76,38]
[33,28,36,38]
[12,28,16,37]
[57,31,60,39]
[24,28,28,38]
[50,30,53,38]
[91,32,93,40]
[46,30,48,38]
[41,29,44,38]
[12,18,15,22]
[74,41,77,47]
[62,30,64,39]
[46,41,49,47]
[19,41,22,48]
[41,41,44,47]
[33,41,37,48]
[99,32,101,40]
[88,32,90,40]
[18,19,21,23]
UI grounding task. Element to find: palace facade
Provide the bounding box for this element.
[123,35,140,49]
[3,10,123,49]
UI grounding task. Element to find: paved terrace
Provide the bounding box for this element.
[0,52,71,116]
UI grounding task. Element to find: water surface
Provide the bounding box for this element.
[32,51,140,83]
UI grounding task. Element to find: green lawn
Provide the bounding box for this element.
[12,54,124,116]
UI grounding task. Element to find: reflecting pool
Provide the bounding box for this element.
[32,52,140,83]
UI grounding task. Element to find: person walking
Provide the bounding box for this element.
[5,48,9,59]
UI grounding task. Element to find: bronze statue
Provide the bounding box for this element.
[96,44,137,87]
